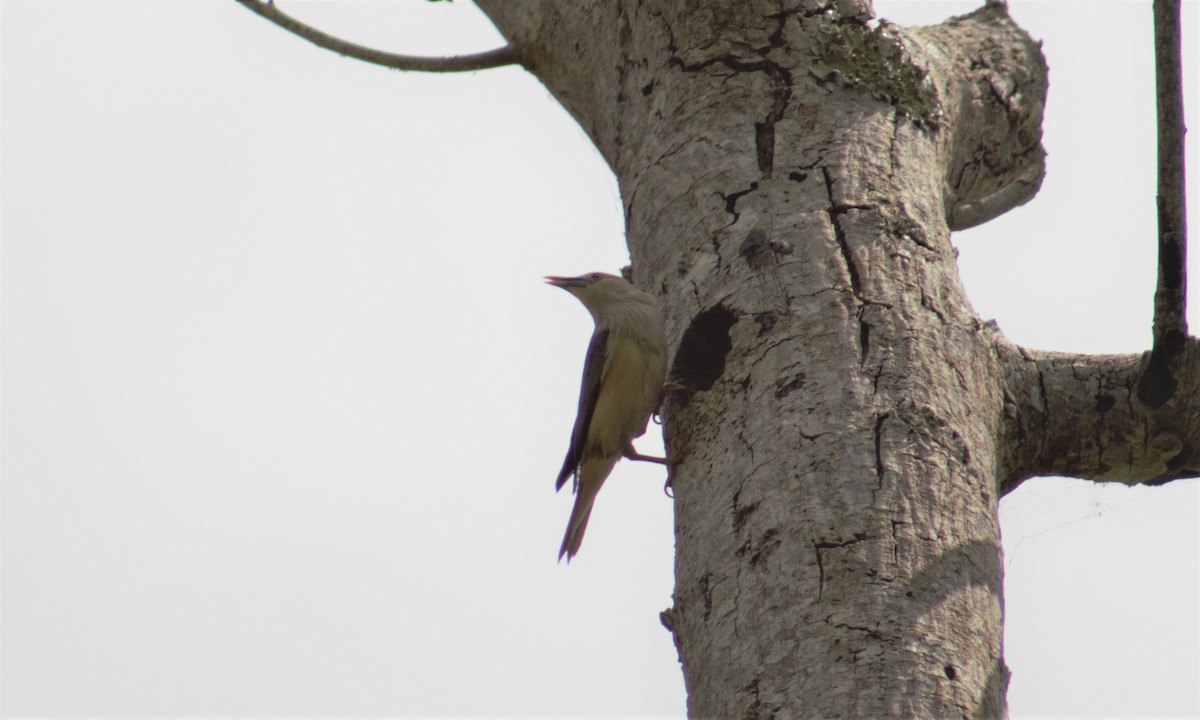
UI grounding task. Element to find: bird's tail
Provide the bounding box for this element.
[558,454,619,563]
[558,490,597,562]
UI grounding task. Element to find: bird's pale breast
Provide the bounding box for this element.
[586,331,665,457]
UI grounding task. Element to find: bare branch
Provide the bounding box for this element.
[997,338,1200,494]
[235,0,521,73]
[1152,0,1188,345]
[1137,0,1190,409]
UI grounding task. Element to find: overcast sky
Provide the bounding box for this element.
[2,0,1197,717]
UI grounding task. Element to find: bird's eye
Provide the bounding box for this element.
[591,273,603,281]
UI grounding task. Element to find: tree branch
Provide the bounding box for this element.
[997,337,1200,494]
[1136,0,1190,409]
[1151,0,1188,346]
[997,2,1196,492]
[235,0,521,73]
[922,3,1048,232]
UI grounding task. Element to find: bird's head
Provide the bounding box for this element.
[545,272,644,317]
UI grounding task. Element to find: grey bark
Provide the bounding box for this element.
[472,2,1197,717]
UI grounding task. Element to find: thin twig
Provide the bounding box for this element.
[1152,0,1188,346]
[1138,0,1190,408]
[235,0,521,73]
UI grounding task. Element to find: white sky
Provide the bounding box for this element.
[1,0,1197,717]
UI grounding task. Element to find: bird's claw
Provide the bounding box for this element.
[653,380,693,424]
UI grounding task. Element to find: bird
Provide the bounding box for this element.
[545,272,669,562]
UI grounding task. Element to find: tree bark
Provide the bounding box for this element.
[998,338,1200,490]
[469,1,1195,717]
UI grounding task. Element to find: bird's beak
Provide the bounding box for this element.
[545,275,584,289]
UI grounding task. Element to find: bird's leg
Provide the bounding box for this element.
[623,442,683,497]
[623,448,668,465]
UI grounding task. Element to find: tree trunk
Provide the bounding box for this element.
[473,1,1197,717]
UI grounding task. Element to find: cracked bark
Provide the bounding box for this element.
[465,1,1192,717]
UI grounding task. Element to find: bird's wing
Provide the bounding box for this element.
[555,328,610,491]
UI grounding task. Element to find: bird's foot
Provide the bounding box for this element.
[623,444,683,498]
[653,380,694,424]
